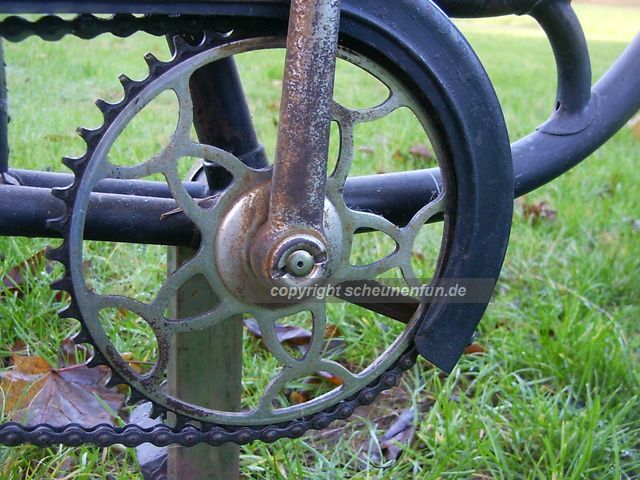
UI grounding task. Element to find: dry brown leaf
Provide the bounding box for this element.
[357,146,375,155]
[289,390,309,404]
[317,370,344,386]
[1,248,54,297]
[325,324,341,339]
[409,144,433,159]
[377,409,415,462]
[245,318,345,400]
[520,198,557,223]
[121,352,148,375]
[13,354,52,375]
[11,340,27,354]
[57,338,87,367]
[391,150,405,162]
[0,352,124,427]
[464,343,487,355]
[288,372,344,404]
[244,318,312,346]
[412,251,427,262]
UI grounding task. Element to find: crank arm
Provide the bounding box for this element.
[249,0,343,286]
[268,0,341,232]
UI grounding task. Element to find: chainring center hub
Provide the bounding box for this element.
[215,179,344,305]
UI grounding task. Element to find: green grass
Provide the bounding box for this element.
[1,3,639,478]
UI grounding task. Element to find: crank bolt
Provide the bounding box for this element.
[250,231,331,288]
[285,250,315,277]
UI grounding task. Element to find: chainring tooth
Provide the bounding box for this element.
[72,325,92,344]
[105,372,125,389]
[150,404,167,420]
[58,302,80,320]
[94,98,120,123]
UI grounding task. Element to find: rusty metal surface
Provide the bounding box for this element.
[268,0,341,232]
[249,0,342,292]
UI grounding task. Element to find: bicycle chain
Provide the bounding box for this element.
[0,14,421,447]
[0,13,234,42]
[0,350,416,447]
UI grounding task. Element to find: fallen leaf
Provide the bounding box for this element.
[287,371,344,404]
[13,354,52,376]
[120,352,152,374]
[244,318,312,346]
[1,248,54,297]
[317,370,344,386]
[289,390,309,404]
[325,324,341,339]
[409,144,433,159]
[0,351,124,427]
[519,198,557,223]
[464,343,487,355]
[323,325,346,355]
[412,251,427,262]
[376,409,415,462]
[57,338,95,368]
[11,340,27,354]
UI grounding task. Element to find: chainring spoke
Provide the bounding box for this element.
[163,302,240,335]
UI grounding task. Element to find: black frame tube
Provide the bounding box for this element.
[529,0,593,135]
[191,56,268,188]
[0,39,7,174]
[513,32,640,195]
[0,168,441,243]
[0,183,199,246]
[10,168,209,198]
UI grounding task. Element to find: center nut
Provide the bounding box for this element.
[215,180,344,305]
[286,250,315,277]
[255,232,329,288]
